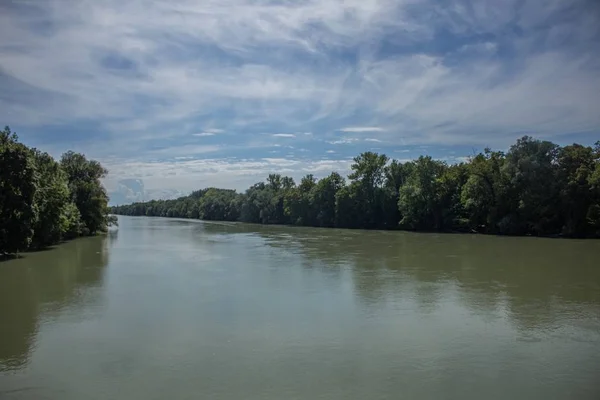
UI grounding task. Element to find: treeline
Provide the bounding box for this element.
[1,126,116,255]
[111,136,600,238]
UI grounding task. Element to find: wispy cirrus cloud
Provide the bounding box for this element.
[193,129,225,136]
[193,132,217,137]
[339,127,385,133]
[0,0,598,199]
[327,138,359,145]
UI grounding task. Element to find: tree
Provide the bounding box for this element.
[109,136,600,238]
[502,136,561,235]
[461,149,508,233]
[556,144,597,236]
[31,150,71,247]
[1,126,114,255]
[347,152,389,228]
[381,160,413,229]
[398,156,448,230]
[60,151,111,235]
[0,127,38,254]
[199,188,241,221]
[284,175,316,226]
[585,142,600,235]
[313,172,345,227]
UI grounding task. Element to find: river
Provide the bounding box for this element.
[1,216,599,399]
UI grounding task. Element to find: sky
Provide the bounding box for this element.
[1,0,599,203]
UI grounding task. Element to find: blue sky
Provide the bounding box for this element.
[1,0,599,202]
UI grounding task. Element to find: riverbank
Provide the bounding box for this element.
[110,213,599,239]
[0,231,115,262]
[1,126,115,256]
[110,137,600,239]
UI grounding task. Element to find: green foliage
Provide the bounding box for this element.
[347,152,389,228]
[31,150,71,248]
[557,144,597,236]
[3,123,594,244]
[60,201,84,239]
[461,148,508,232]
[0,126,113,255]
[313,172,344,227]
[284,175,316,226]
[111,136,600,238]
[398,156,450,230]
[60,151,111,235]
[503,136,561,235]
[0,127,38,254]
[199,188,241,221]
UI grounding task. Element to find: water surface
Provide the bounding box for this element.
[1,216,600,399]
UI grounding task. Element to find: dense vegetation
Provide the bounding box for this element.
[112,136,600,238]
[1,126,115,256]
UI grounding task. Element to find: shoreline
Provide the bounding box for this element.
[111,214,597,240]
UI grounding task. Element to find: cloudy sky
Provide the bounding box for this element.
[1,0,599,200]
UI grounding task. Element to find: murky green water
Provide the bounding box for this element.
[1,216,600,399]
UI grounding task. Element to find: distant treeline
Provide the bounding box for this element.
[1,126,116,256]
[111,136,600,238]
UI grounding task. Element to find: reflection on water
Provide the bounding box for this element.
[242,224,600,333]
[1,217,599,400]
[0,236,109,372]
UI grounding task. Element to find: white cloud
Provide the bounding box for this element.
[458,41,497,54]
[363,50,600,145]
[151,145,221,156]
[327,138,359,145]
[103,156,354,193]
[0,0,410,132]
[2,1,597,148]
[1,0,599,195]
[339,127,385,132]
[364,138,382,142]
[193,129,224,136]
[193,132,216,137]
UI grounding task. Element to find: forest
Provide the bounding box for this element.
[112,136,600,238]
[1,126,116,256]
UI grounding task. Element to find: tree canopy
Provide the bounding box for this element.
[0,126,115,256]
[112,136,600,238]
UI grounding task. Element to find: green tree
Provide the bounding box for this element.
[502,136,561,235]
[335,184,361,228]
[0,127,38,254]
[398,156,450,230]
[199,188,241,221]
[585,142,600,234]
[556,144,597,236]
[60,151,111,235]
[347,152,388,228]
[31,150,71,247]
[313,172,345,228]
[109,136,600,238]
[284,175,316,226]
[61,201,83,239]
[461,149,508,233]
[381,160,413,229]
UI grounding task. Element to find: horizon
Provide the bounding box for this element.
[1,0,599,204]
